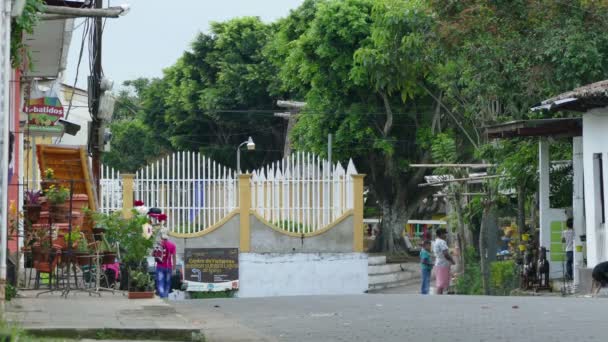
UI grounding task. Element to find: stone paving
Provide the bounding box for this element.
[4,289,608,341]
[3,290,200,340]
[173,294,608,342]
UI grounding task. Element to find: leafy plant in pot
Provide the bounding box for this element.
[40,168,55,194]
[100,235,117,265]
[75,235,92,266]
[24,189,42,223]
[94,206,157,297]
[128,270,155,299]
[46,185,70,222]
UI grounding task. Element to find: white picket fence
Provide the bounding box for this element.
[100,165,122,214]
[100,152,238,235]
[251,152,357,233]
[100,151,358,235]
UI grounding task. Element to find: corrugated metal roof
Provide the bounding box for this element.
[484,118,582,139]
[531,80,608,112]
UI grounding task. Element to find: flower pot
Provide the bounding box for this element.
[76,253,92,266]
[24,204,42,223]
[41,181,52,194]
[128,291,155,299]
[49,204,69,222]
[102,252,117,265]
[70,194,89,210]
[92,227,105,241]
[576,245,583,253]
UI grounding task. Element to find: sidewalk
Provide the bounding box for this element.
[3,290,203,341]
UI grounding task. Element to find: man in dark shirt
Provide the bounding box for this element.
[592,261,608,295]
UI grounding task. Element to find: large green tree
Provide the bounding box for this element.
[106,17,287,172]
[275,0,440,251]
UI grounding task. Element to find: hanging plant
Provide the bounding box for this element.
[10,0,45,69]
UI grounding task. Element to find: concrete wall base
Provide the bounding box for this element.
[577,267,593,294]
[237,253,368,298]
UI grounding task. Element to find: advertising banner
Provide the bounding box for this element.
[184,248,239,292]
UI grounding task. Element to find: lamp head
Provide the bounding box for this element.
[246,136,255,150]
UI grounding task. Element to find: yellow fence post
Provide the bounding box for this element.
[239,174,252,252]
[352,174,366,252]
[122,174,135,219]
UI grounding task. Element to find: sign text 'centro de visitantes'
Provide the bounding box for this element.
[184,248,239,292]
[24,97,64,135]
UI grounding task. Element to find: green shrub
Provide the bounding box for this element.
[490,260,518,296]
[455,247,483,295]
[5,283,17,301]
[455,247,519,296]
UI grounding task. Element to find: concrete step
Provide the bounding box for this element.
[368,255,387,266]
[369,263,418,275]
[369,270,418,286]
[368,277,421,291]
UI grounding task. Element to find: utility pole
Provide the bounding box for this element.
[276,100,306,157]
[90,0,103,199]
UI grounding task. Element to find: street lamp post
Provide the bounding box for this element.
[236,136,255,174]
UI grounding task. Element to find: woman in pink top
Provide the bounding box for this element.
[155,229,176,298]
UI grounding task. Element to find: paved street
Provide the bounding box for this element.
[173,294,608,342]
[5,291,607,341]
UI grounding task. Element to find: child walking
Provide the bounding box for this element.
[420,240,433,295]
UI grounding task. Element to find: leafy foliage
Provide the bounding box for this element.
[10,0,45,68]
[455,247,483,295]
[93,210,154,269]
[490,260,518,296]
[130,270,155,292]
[105,17,286,172]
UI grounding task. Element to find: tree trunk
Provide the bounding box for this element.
[479,206,490,295]
[517,184,526,233]
[463,183,474,248]
[375,202,409,252]
[449,187,466,272]
[530,191,538,232]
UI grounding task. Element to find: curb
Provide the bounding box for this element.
[25,328,205,341]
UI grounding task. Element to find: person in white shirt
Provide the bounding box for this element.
[433,228,455,294]
[562,218,575,280]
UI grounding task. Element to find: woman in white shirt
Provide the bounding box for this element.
[433,228,455,294]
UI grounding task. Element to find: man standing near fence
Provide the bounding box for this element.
[154,228,177,298]
[562,218,575,281]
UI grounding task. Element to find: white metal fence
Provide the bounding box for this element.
[100,165,122,214]
[100,151,358,235]
[251,152,357,233]
[100,152,238,235]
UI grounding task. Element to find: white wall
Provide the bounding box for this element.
[582,110,608,268]
[56,86,90,146]
[237,253,368,298]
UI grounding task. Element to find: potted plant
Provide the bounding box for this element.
[63,227,81,250]
[100,235,117,265]
[24,189,42,223]
[75,235,92,266]
[127,270,155,299]
[41,168,54,194]
[94,205,157,298]
[45,185,70,222]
